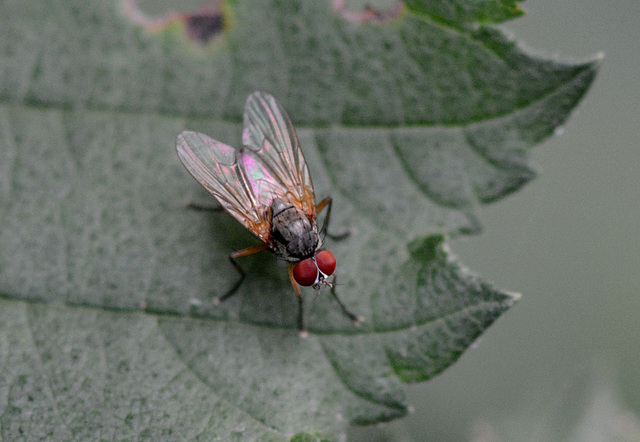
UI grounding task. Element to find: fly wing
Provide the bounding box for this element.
[176,131,271,242]
[241,91,317,217]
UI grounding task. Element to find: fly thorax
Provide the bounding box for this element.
[270,198,320,261]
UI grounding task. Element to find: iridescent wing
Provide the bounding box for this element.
[176,131,273,242]
[175,92,317,243]
[242,91,317,217]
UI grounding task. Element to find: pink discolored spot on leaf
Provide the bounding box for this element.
[333,0,404,23]
[124,0,227,44]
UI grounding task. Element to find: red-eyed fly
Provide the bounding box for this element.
[176,92,361,335]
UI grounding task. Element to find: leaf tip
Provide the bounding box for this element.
[506,292,522,308]
[594,51,606,64]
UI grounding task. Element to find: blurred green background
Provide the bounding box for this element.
[352,0,640,440]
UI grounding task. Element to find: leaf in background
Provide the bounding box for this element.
[0,0,599,439]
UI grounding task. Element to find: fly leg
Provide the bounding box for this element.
[185,201,224,212]
[316,197,350,241]
[316,199,360,325]
[288,263,308,337]
[184,200,253,302]
[215,243,269,304]
[329,275,363,325]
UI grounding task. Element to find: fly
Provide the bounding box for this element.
[176,91,361,335]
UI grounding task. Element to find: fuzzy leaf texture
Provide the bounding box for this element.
[0,0,599,439]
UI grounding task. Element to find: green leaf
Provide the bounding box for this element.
[404,0,525,25]
[0,0,599,439]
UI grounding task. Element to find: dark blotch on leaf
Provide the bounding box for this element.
[184,10,225,43]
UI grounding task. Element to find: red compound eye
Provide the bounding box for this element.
[316,250,336,276]
[293,251,337,287]
[293,258,317,286]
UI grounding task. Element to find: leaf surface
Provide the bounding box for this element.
[0,0,599,439]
